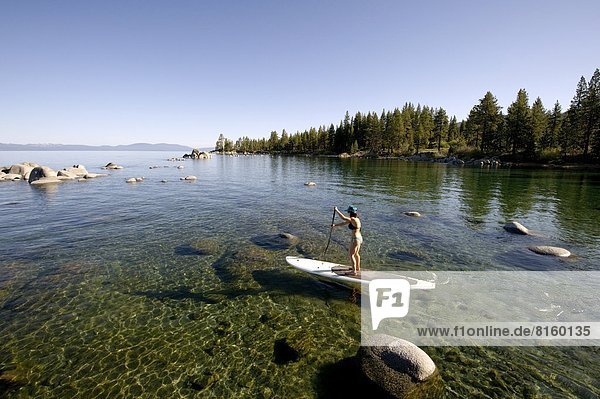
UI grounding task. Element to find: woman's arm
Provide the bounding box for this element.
[334,207,350,221]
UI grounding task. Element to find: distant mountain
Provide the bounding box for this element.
[0,143,194,151]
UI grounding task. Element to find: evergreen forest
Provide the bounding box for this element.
[216,69,600,163]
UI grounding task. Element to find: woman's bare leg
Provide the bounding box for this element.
[349,241,358,273]
[355,243,361,273]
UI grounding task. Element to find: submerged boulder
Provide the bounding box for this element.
[528,246,571,257]
[189,239,221,256]
[279,232,299,242]
[210,245,273,287]
[0,368,28,390]
[503,221,530,235]
[359,334,438,398]
[273,338,300,365]
[285,329,316,359]
[251,233,299,251]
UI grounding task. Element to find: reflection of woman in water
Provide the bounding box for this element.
[332,205,362,275]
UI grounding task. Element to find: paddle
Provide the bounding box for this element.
[322,207,336,256]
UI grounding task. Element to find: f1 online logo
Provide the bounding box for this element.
[369,279,411,330]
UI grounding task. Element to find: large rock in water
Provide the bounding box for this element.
[102,162,124,170]
[63,165,88,177]
[28,166,58,184]
[528,246,571,257]
[503,221,530,235]
[8,163,37,179]
[404,211,421,217]
[359,334,438,398]
[184,148,211,159]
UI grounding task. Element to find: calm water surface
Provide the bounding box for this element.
[0,151,599,398]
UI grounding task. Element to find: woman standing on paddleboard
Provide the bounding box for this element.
[332,205,362,275]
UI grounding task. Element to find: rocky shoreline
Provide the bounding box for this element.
[339,152,600,170]
[401,154,505,167]
[1,160,201,186]
[0,162,110,185]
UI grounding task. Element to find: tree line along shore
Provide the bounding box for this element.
[215,68,600,165]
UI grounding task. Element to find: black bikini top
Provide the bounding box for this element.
[348,221,360,231]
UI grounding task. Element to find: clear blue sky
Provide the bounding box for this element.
[1,1,599,147]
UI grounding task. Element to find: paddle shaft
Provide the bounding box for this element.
[322,208,336,256]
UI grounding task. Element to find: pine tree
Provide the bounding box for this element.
[280,129,289,152]
[268,131,279,151]
[447,116,459,143]
[414,107,433,153]
[353,112,365,150]
[583,69,600,159]
[215,133,226,152]
[402,103,415,153]
[529,97,548,156]
[590,69,600,159]
[342,111,352,152]
[388,108,405,154]
[458,119,467,144]
[562,76,588,156]
[541,101,562,150]
[506,89,532,156]
[308,127,318,153]
[467,92,503,153]
[433,108,449,152]
[326,124,335,153]
[365,112,382,154]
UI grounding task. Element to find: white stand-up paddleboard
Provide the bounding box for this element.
[285,256,436,290]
